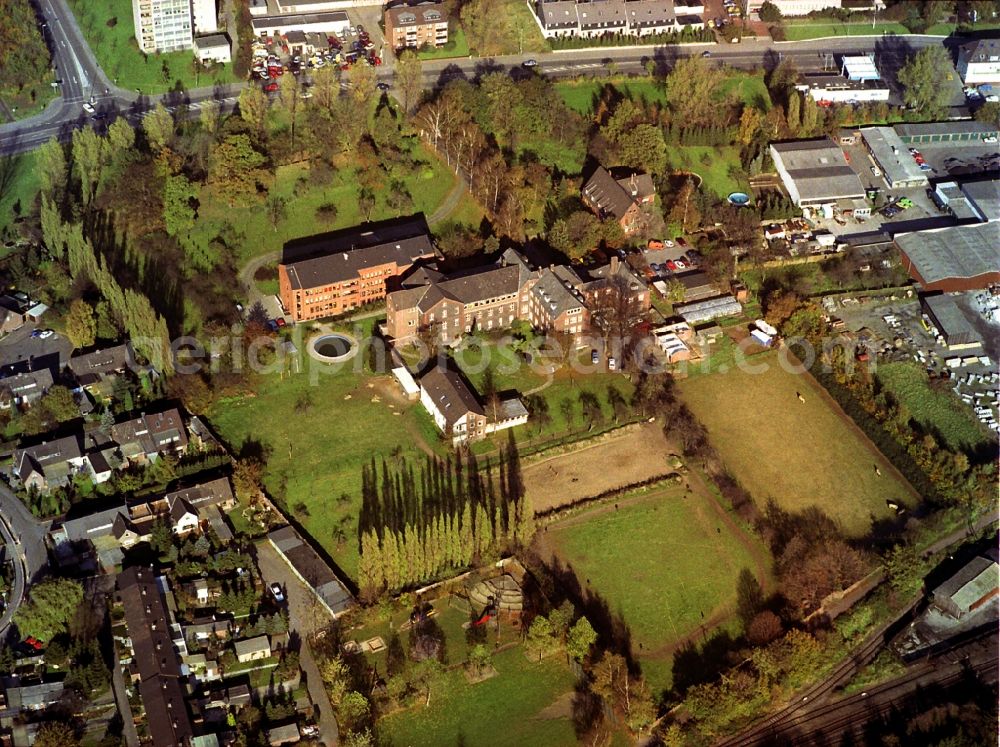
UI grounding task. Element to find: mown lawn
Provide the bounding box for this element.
[666,145,749,199]
[555,76,668,115]
[718,71,771,111]
[0,74,59,122]
[0,151,39,232]
[67,0,238,93]
[679,352,916,536]
[417,25,471,60]
[379,646,577,747]
[206,321,446,581]
[876,362,995,454]
[780,21,910,40]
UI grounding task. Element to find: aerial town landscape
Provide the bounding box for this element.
[0,0,998,744]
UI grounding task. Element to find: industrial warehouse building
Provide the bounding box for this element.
[861,127,929,190]
[893,120,999,145]
[920,294,981,349]
[770,138,866,209]
[895,223,1000,293]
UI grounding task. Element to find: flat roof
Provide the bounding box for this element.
[862,127,928,186]
[770,139,866,202]
[194,33,230,48]
[961,180,1000,222]
[252,11,349,29]
[896,223,1000,285]
[922,294,977,339]
[842,55,880,80]
[894,120,998,138]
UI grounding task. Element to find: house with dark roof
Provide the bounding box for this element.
[581,166,655,235]
[0,368,54,409]
[68,343,134,400]
[111,408,189,466]
[419,365,488,444]
[267,525,355,616]
[1,678,66,711]
[13,435,87,493]
[956,37,1000,86]
[116,567,194,747]
[769,138,866,209]
[278,219,438,322]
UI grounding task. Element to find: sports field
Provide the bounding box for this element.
[679,353,917,536]
[539,486,763,655]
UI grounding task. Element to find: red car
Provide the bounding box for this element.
[369,55,382,66]
[24,637,44,651]
[264,82,279,92]
[275,317,287,328]
[665,260,677,272]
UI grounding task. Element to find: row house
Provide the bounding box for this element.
[534,0,704,38]
[278,220,438,322]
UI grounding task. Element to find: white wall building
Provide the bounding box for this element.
[957,38,1000,85]
[131,0,194,53]
[251,11,351,38]
[748,0,843,15]
[194,33,231,63]
[533,0,704,39]
[192,0,218,33]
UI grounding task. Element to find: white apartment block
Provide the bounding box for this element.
[533,0,704,39]
[132,0,194,52]
[192,0,218,34]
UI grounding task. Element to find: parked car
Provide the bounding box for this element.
[607,356,617,371]
[591,349,599,364]
[270,583,285,603]
[522,59,538,67]
[38,329,54,339]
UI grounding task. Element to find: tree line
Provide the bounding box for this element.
[356,435,536,600]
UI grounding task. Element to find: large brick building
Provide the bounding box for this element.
[386,249,648,344]
[278,221,438,322]
[384,3,449,51]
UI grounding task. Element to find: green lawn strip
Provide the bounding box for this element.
[189,145,455,268]
[555,77,668,115]
[679,353,914,536]
[503,0,552,54]
[0,151,39,232]
[66,0,238,94]
[780,21,909,40]
[548,487,757,652]
[875,362,994,453]
[666,145,748,199]
[1,74,59,122]
[379,646,576,747]
[417,25,471,60]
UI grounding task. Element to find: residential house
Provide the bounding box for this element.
[233,635,272,664]
[534,0,703,37]
[581,167,656,235]
[956,38,1000,85]
[419,365,488,445]
[185,617,233,647]
[13,435,86,493]
[0,296,25,336]
[170,497,200,535]
[278,219,438,322]
[266,724,300,746]
[182,653,221,683]
[1,679,66,711]
[116,567,195,747]
[68,343,133,401]
[111,408,189,466]
[384,3,448,50]
[0,368,54,409]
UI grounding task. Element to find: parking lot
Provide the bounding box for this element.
[0,325,72,375]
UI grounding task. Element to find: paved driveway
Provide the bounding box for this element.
[255,539,339,746]
[0,327,73,374]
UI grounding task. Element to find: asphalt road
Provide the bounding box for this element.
[0,483,51,637]
[0,25,955,157]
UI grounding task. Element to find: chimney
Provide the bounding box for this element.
[611,256,619,273]
[629,174,638,196]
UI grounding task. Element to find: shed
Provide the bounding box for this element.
[234,635,272,663]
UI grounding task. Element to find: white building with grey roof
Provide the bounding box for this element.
[770,138,867,209]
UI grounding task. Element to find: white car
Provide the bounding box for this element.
[270,582,285,603]
[522,59,538,68]
[870,166,881,177]
[984,136,998,143]
[38,329,54,339]
[82,102,95,114]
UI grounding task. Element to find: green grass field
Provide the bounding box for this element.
[189,147,456,266]
[379,646,577,747]
[67,0,238,93]
[206,322,445,580]
[666,145,749,199]
[876,362,995,454]
[779,21,910,40]
[417,25,471,59]
[555,77,668,115]
[0,75,59,122]
[718,71,771,111]
[0,152,39,233]
[679,353,916,536]
[547,487,760,655]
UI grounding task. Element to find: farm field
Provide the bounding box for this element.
[206,321,445,581]
[876,362,996,454]
[522,421,677,513]
[679,352,917,536]
[537,486,764,681]
[67,0,238,93]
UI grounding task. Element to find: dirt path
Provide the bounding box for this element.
[428,171,469,225]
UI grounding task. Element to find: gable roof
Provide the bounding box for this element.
[111,408,188,456]
[68,343,133,378]
[420,366,484,425]
[164,477,235,511]
[234,635,271,658]
[583,166,639,221]
[0,368,54,398]
[386,2,448,26]
[15,434,83,482]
